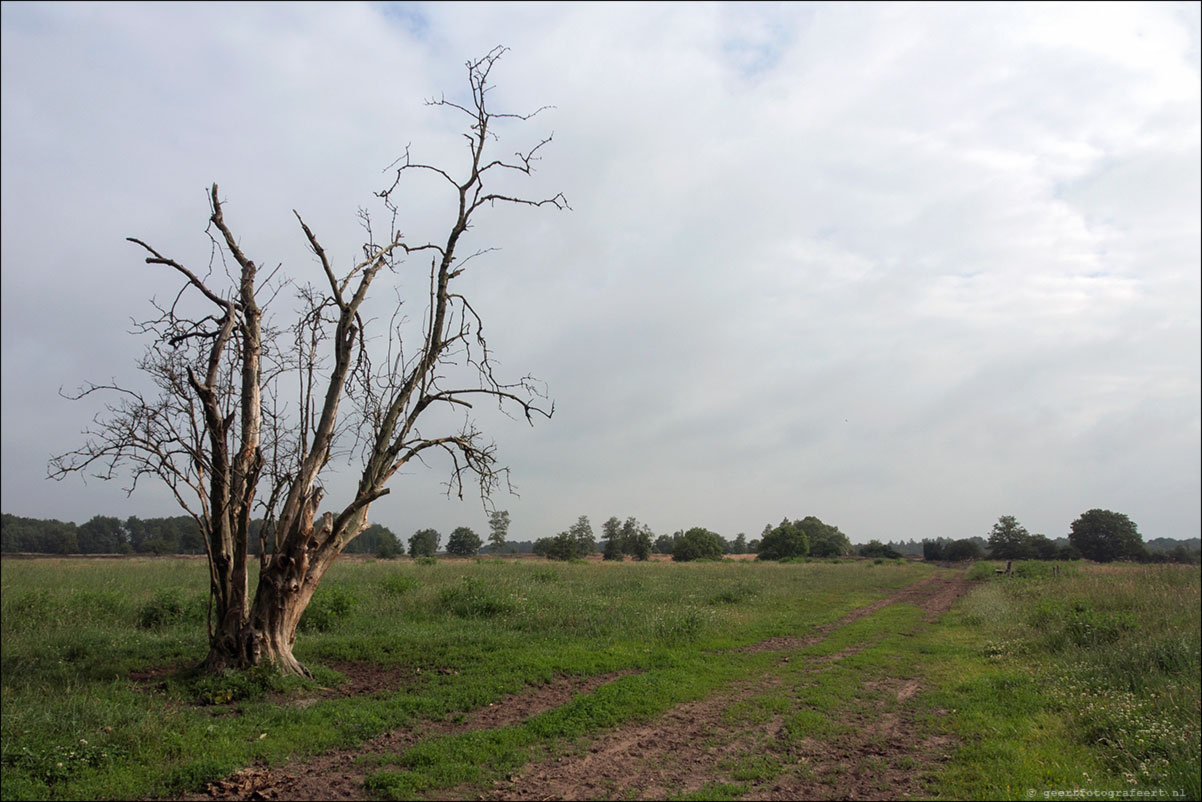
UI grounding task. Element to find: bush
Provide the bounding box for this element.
[858,539,902,559]
[408,528,441,558]
[137,589,203,629]
[188,664,283,705]
[672,528,724,562]
[446,526,483,557]
[945,538,983,561]
[380,575,417,596]
[965,561,996,581]
[537,528,592,561]
[439,577,517,618]
[375,536,402,559]
[757,521,809,561]
[654,607,709,644]
[708,579,760,605]
[530,567,557,583]
[1064,604,1135,648]
[298,584,357,633]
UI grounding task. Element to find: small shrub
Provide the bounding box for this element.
[375,538,402,559]
[2,740,125,785]
[530,568,558,583]
[654,607,709,645]
[1063,604,1135,648]
[163,757,236,793]
[1142,635,1197,674]
[3,590,62,631]
[1027,598,1064,631]
[381,575,418,596]
[708,580,761,605]
[439,577,517,618]
[188,666,274,705]
[965,562,996,581]
[299,584,358,633]
[415,555,438,567]
[137,589,203,629]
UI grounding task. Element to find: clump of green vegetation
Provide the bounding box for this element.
[1,739,126,787]
[137,589,204,629]
[707,579,760,605]
[439,576,518,619]
[529,567,557,583]
[380,575,418,596]
[653,606,711,645]
[184,663,307,705]
[964,561,996,580]
[298,583,357,633]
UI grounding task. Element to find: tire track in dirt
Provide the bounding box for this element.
[184,672,635,801]
[479,570,973,801]
[185,570,973,801]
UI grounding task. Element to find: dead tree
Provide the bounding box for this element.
[50,47,565,676]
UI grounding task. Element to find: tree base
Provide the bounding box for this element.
[202,626,310,678]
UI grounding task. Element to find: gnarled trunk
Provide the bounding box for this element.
[201,559,316,677]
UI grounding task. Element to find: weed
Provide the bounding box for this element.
[1063,604,1135,648]
[0,739,124,785]
[439,577,518,619]
[707,579,760,605]
[381,575,418,596]
[964,561,997,581]
[299,584,358,633]
[653,607,710,645]
[137,589,204,629]
[530,568,557,583]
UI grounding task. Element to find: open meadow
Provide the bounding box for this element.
[1,556,1198,800]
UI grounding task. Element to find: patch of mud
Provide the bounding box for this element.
[483,676,787,801]
[275,660,419,707]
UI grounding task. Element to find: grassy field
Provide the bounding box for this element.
[0,556,1198,800]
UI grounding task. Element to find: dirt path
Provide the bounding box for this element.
[187,570,974,801]
[477,570,971,802]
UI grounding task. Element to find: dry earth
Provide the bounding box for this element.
[179,570,974,802]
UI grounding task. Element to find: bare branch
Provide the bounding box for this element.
[126,238,232,310]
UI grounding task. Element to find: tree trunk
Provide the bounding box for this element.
[243,575,311,677]
[201,568,313,677]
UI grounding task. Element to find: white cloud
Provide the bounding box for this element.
[2,1,1198,544]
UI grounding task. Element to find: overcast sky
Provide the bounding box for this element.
[2,2,1199,546]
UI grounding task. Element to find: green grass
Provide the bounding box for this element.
[918,561,1201,801]
[2,556,1197,801]
[0,556,926,800]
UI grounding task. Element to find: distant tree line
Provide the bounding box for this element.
[923,511,1200,565]
[7,508,1196,565]
[1,513,207,555]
